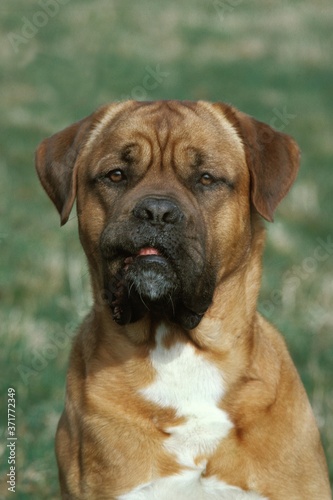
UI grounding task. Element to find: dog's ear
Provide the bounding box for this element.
[216,103,300,222]
[35,105,110,225]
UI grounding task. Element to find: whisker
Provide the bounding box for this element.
[168,294,175,315]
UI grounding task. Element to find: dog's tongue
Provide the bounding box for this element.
[138,247,161,256]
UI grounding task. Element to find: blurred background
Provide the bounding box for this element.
[1,0,332,497]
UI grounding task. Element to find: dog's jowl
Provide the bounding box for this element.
[35,101,331,499]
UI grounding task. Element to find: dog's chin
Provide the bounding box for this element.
[126,255,178,303]
[106,251,206,330]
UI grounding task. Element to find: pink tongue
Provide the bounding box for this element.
[138,247,161,256]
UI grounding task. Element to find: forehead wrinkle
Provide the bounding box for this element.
[126,115,174,172]
[153,109,206,172]
[124,131,155,170]
[153,120,173,174]
[155,116,171,152]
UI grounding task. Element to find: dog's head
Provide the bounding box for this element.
[35,100,299,330]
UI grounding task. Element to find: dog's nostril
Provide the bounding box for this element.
[133,198,183,225]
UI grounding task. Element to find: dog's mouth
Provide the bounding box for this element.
[123,247,171,280]
[124,246,165,266]
[107,245,178,324]
[104,245,204,329]
[132,247,175,297]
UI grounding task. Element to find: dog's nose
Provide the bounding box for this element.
[133,197,183,225]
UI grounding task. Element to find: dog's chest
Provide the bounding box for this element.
[140,325,232,468]
[118,326,267,500]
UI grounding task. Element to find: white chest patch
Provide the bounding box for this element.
[140,324,232,469]
[117,328,267,499]
[117,478,268,500]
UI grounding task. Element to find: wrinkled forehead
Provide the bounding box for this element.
[83,101,246,166]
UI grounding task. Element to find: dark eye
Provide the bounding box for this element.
[107,169,127,183]
[199,173,215,186]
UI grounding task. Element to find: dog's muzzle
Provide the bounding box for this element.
[126,197,183,302]
[101,196,213,330]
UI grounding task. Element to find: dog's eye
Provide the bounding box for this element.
[199,173,215,186]
[107,169,127,183]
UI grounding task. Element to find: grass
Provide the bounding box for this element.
[1,0,332,496]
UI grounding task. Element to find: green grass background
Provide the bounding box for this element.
[1,0,332,497]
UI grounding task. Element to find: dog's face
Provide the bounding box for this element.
[77,102,253,328]
[35,100,300,329]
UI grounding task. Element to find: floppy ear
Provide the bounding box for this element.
[35,105,109,225]
[216,103,300,222]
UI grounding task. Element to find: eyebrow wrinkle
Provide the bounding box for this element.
[120,143,138,163]
[186,147,205,169]
[124,132,154,171]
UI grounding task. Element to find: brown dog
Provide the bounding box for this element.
[35,101,331,499]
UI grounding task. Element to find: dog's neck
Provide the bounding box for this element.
[194,216,266,349]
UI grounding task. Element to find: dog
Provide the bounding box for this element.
[35,100,331,499]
